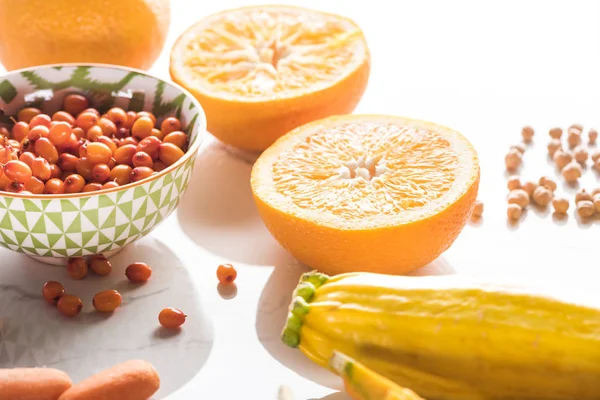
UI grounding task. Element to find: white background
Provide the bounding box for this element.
[2,1,600,399]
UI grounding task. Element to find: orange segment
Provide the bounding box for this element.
[251,115,480,275]
[170,5,370,151]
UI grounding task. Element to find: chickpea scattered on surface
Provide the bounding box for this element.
[507,176,521,191]
[521,181,538,197]
[574,146,589,164]
[538,176,557,192]
[561,161,582,183]
[507,204,523,220]
[576,200,596,218]
[589,128,598,145]
[509,143,526,154]
[532,186,553,206]
[592,188,600,196]
[547,139,562,157]
[567,131,582,148]
[575,189,593,203]
[508,189,530,208]
[521,126,534,143]
[593,194,600,213]
[569,124,583,133]
[505,149,522,171]
[552,197,569,214]
[549,127,563,139]
[471,200,484,218]
[595,158,600,171]
[553,150,572,169]
[591,150,600,163]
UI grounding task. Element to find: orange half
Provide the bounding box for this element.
[170,5,370,151]
[251,115,480,275]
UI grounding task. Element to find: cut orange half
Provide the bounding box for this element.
[170,5,370,151]
[251,115,480,275]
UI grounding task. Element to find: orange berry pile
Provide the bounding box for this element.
[0,94,188,194]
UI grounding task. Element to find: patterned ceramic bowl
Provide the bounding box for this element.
[0,64,205,264]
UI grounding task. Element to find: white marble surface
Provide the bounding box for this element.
[2,1,600,399]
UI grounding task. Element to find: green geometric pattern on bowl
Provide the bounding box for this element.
[0,64,206,259]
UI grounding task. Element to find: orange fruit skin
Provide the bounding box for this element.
[251,116,480,276]
[0,0,170,71]
[169,6,371,152]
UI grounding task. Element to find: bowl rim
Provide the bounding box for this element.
[0,62,207,200]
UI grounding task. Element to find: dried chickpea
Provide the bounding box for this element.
[589,128,598,145]
[567,130,581,148]
[63,94,89,116]
[159,143,184,166]
[593,194,600,212]
[569,123,583,133]
[42,281,65,305]
[507,204,522,220]
[548,127,562,139]
[159,308,186,329]
[532,186,553,207]
[595,158,600,171]
[92,290,122,312]
[561,161,582,183]
[508,189,530,208]
[547,139,561,157]
[509,143,526,154]
[521,181,537,197]
[67,257,88,280]
[593,188,600,196]
[125,262,152,282]
[521,126,534,142]
[538,176,557,192]
[57,295,83,318]
[471,200,484,218]
[552,197,569,214]
[18,107,41,123]
[507,176,521,191]
[575,189,593,203]
[44,178,65,194]
[576,200,595,218]
[553,150,573,170]
[574,146,588,164]
[163,131,187,150]
[505,149,522,171]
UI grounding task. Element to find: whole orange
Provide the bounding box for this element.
[0,0,170,71]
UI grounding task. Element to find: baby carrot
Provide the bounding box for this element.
[57,360,159,400]
[0,367,72,400]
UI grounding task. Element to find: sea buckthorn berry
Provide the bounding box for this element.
[505,149,522,171]
[51,111,76,125]
[19,151,36,167]
[67,257,88,280]
[136,136,161,160]
[44,178,65,194]
[25,177,45,194]
[549,127,562,139]
[5,181,25,193]
[158,308,186,329]
[76,112,99,132]
[136,111,156,124]
[58,133,78,154]
[63,94,89,116]
[42,281,65,305]
[131,116,154,140]
[81,107,100,116]
[7,139,20,151]
[97,135,117,154]
[122,136,139,146]
[57,295,83,318]
[92,290,122,312]
[115,127,130,139]
[12,121,29,142]
[31,157,51,181]
[552,197,569,214]
[159,143,184,166]
[18,107,41,123]
[29,114,52,129]
[163,131,187,150]
[217,263,237,284]
[507,204,522,220]
[83,183,103,192]
[125,111,137,129]
[153,161,167,172]
[72,127,85,140]
[58,153,78,172]
[130,166,153,182]
[106,107,128,127]
[109,165,132,185]
[48,121,72,146]
[150,128,164,140]
[507,189,530,208]
[28,125,50,141]
[102,181,119,189]
[125,262,152,282]
[98,117,117,137]
[132,152,153,168]
[85,142,112,165]
[86,125,104,142]
[160,117,181,135]
[64,174,86,193]
[4,160,32,184]
[521,126,534,142]
[78,140,89,158]
[91,163,110,183]
[107,157,117,170]
[49,164,62,179]
[114,144,136,166]
[35,138,59,164]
